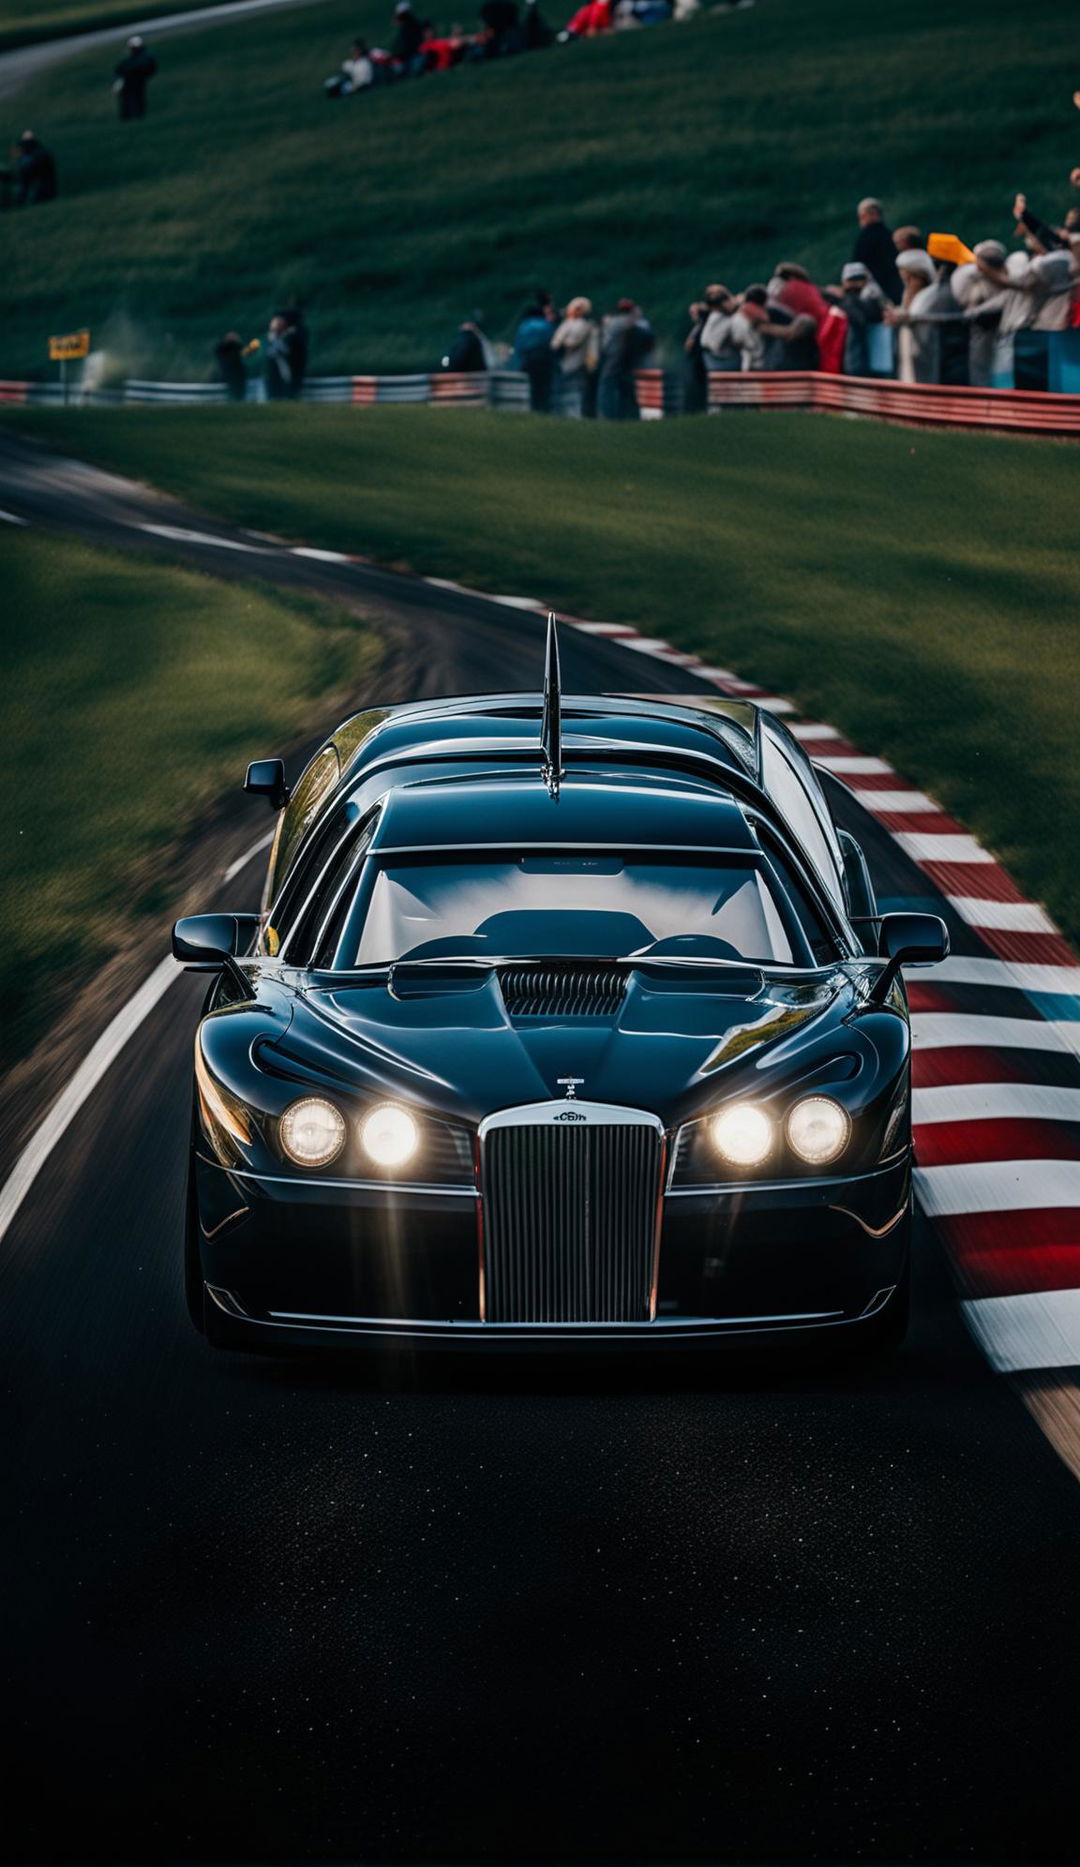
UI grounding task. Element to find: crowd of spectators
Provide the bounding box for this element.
[322,0,725,93]
[440,193,1080,407]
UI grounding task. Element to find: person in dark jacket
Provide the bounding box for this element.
[480,0,518,50]
[391,3,425,69]
[281,308,308,396]
[215,333,249,401]
[598,299,653,419]
[852,197,902,304]
[12,130,57,205]
[443,315,491,371]
[521,0,554,47]
[514,297,555,410]
[264,316,295,399]
[114,36,158,118]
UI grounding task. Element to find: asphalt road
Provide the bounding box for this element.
[0,0,329,101]
[3,431,1080,1864]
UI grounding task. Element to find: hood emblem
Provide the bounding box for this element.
[557,1076,584,1101]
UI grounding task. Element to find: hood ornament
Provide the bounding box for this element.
[557,1077,584,1100]
[540,612,564,800]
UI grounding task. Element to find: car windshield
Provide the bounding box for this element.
[350,854,811,966]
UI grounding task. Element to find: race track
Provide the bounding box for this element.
[2,430,1079,1864]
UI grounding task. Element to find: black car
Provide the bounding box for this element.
[174,620,947,1356]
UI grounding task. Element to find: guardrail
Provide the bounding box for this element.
[1,362,1077,434]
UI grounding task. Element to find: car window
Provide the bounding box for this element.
[269,745,341,893]
[282,812,378,966]
[757,831,838,965]
[760,732,845,909]
[347,854,815,967]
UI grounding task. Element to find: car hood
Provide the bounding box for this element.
[277,966,863,1128]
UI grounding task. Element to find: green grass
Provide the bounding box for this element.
[5,0,1076,379]
[5,403,1077,954]
[0,523,379,1068]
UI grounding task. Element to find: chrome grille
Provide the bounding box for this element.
[498,967,626,1019]
[481,1113,662,1323]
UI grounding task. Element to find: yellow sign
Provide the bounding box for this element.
[49,329,90,362]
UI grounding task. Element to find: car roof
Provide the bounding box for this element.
[370,773,759,854]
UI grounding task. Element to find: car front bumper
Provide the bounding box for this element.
[194,1151,911,1352]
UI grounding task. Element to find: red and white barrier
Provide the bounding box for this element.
[707,369,1080,437]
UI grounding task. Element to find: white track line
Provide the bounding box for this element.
[138,522,268,553]
[911,1014,1080,1054]
[947,896,1056,934]
[290,546,353,564]
[0,957,181,1247]
[791,723,841,741]
[913,1083,1080,1125]
[916,1159,1080,1218]
[1,507,29,525]
[964,1290,1080,1374]
[222,829,275,883]
[0,834,274,1250]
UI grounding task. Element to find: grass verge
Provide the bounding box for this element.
[5,0,1077,378]
[0,521,379,1070]
[5,403,1076,954]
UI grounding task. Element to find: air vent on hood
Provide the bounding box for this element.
[498,967,627,1019]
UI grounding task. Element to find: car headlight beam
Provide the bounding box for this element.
[710,1102,774,1168]
[360,1103,420,1169]
[786,1096,850,1166]
[280,1095,347,1168]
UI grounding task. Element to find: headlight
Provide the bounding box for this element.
[711,1102,774,1168]
[280,1096,346,1168]
[360,1103,419,1169]
[786,1096,850,1166]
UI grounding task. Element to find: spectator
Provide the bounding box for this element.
[885,250,967,385]
[725,286,767,372]
[698,285,741,377]
[280,307,308,396]
[391,2,426,70]
[889,247,933,381]
[442,311,495,370]
[560,0,612,37]
[1011,192,1080,253]
[769,261,846,372]
[550,296,599,414]
[852,197,902,304]
[264,315,295,399]
[828,261,885,376]
[214,332,256,401]
[514,296,556,410]
[756,294,819,371]
[893,225,924,254]
[325,40,375,95]
[973,241,1076,390]
[598,298,653,417]
[480,0,518,51]
[521,0,555,46]
[950,242,1006,388]
[12,130,57,205]
[114,36,157,119]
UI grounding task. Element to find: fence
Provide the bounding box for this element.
[2,361,1078,435]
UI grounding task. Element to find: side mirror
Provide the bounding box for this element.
[244,758,290,811]
[172,912,261,970]
[869,912,950,1003]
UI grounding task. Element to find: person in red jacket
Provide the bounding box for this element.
[560,0,611,37]
[768,262,848,373]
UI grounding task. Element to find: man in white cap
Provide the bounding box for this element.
[114,35,158,119]
[831,261,886,376]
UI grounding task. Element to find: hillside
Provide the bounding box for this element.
[4,0,1076,379]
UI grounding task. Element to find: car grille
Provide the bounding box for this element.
[481,1119,662,1323]
[498,967,626,1019]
